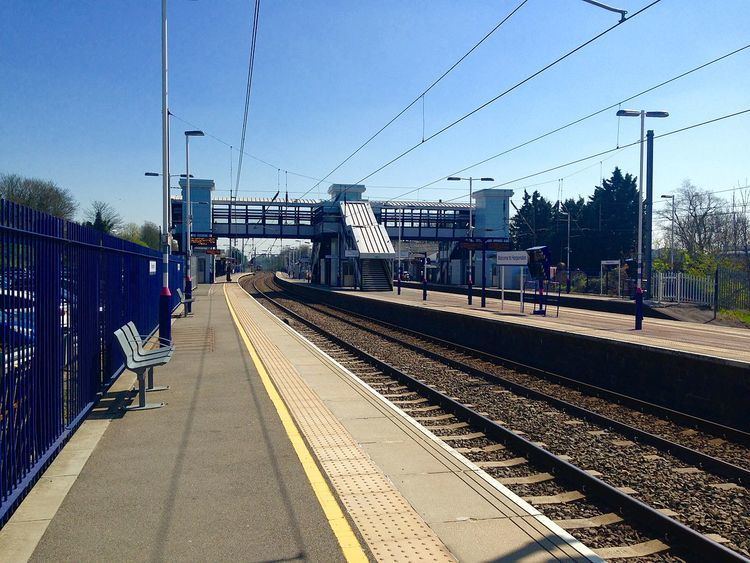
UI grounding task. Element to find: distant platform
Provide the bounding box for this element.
[291,279,750,366]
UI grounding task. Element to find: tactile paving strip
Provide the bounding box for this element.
[227,285,455,562]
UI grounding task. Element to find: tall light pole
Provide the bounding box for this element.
[184,130,204,311]
[447,176,494,305]
[398,208,403,294]
[661,194,675,270]
[560,204,572,293]
[158,0,171,345]
[615,109,668,329]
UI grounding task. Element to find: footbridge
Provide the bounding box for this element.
[172,180,512,288]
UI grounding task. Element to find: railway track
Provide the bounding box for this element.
[243,273,749,562]
[285,293,750,481]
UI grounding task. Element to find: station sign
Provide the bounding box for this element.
[205,249,222,255]
[344,249,360,258]
[496,251,528,266]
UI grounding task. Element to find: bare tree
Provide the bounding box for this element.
[660,180,728,257]
[0,173,78,220]
[735,188,750,275]
[84,201,123,234]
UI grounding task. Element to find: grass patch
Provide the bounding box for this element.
[719,309,750,328]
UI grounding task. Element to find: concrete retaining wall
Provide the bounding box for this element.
[278,277,749,432]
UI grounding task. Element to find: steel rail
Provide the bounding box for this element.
[276,276,750,445]
[247,275,747,562]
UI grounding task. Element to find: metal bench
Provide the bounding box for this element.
[176,288,195,317]
[114,325,173,411]
[123,322,172,392]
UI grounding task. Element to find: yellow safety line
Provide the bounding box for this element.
[224,284,368,563]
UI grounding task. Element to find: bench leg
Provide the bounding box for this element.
[146,366,170,392]
[125,370,165,411]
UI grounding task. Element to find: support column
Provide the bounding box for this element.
[645,129,654,299]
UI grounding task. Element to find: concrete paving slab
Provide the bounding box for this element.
[390,471,519,522]
[40,448,92,478]
[321,401,388,423]
[360,440,453,476]
[0,521,49,563]
[342,416,412,444]
[430,518,569,563]
[9,476,78,523]
[301,372,374,400]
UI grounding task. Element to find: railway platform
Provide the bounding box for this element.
[303,280,750,365]
[0,279,599,562]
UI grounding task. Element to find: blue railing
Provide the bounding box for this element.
[0,199,184,525]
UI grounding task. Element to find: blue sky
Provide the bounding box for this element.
[1,0,748,231]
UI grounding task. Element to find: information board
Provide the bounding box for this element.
[191,235,217,248]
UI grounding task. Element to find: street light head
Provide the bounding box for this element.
[645,111,669,118]
[447,177,461,181]
[660,194,674,199]
[145,172,160,177]
[480,177,494,182]
[179,174,194,178]
[616,109,640,117]
[185,130,205,137]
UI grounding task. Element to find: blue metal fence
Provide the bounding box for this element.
[0,199,183,525]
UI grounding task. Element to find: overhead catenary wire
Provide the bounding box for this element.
[234,0,261,200]
[170,39,747,200]
[350,0,663,188]
[169,111,358,186]
[439,107,750,201]
[393,41,750,200]
[296,0,530,200]
[495,107,750,188]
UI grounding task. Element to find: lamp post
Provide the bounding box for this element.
[158,0,171,346]
[661,194,675,270]
[184,130,204,312]
[397,208,404,294]
[560,204,572,293]
[615,109,668,330]
[447,176,494,305]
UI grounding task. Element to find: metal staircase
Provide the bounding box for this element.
[360,259,392,291]
[340,201,395,291]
